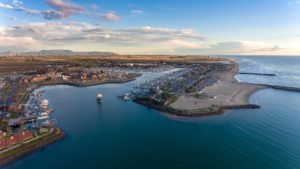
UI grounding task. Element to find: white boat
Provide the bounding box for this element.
[40,99,49,108]
[41,119,57,127]
[37,115,49,120]
[123,96,130,101]
[123,93,130,101]
[39,112,48,116]
[96,93,103,103]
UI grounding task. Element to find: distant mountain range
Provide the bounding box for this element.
[0,50,118,57]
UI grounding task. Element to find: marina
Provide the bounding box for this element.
[0,90,58,151]
[120,62,232,104]
[25,91,57,127]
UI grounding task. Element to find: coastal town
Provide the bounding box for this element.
[0,55,150,166]
[1,54,297,166]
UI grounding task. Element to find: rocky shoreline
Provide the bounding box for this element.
[134,98,260,118]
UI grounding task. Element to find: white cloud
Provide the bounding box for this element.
[0,22,207,53]
[212,41,281,53]
[131,10,144,15]
[289,1,300,5]
[12,0,23,6]
[0,22,289,55]
[0,2,13,9]
[0,36,41,52]
[44,0,121,21]
[16,7,41,15]
[0,0,41,15]
[176,41,282,55]
[172,40,285,55]
[165,39,200,49]
[122,26,207,40]
[0,0,121,21]
[101,13,121,21]
[44,0,84,19]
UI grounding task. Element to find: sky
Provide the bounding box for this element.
[0,0,299,55]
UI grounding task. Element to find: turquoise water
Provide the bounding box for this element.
[5,56,300,169]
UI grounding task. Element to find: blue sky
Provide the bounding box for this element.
[0,0,299,54]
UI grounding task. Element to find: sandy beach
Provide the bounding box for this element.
[170,62,266,112]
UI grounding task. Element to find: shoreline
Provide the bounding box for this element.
[133,98,261,118]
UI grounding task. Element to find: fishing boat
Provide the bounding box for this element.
[96,93,103,103]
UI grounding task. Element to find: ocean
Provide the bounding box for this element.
[5,56,300,169]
